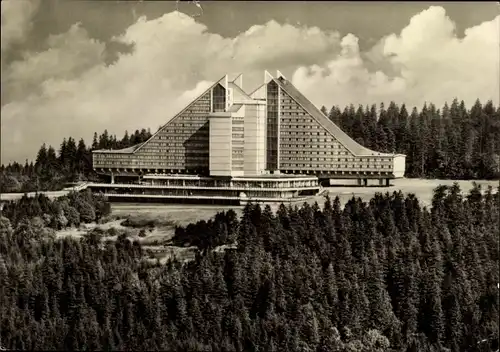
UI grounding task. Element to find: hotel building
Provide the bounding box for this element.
[90,71,406,204]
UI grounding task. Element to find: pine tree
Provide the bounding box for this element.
[396,104,410,154]
[122,130,130,147]
[46,146,59,175]
[443,284,463,351]
[385,101,399,130]
[35,144,48,172]
[99,130,110,149]
[76,139,87,175]
[66,137,77,170]
[364,241,398,335]
[375,125,388,152]
[328,106,342,126]
[351,105,367,146]
[58,138,68,168]
[363,104,378,149]
[91,132,99,150]
[139,129,148,143]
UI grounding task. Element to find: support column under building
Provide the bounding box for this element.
[111,173,115,184]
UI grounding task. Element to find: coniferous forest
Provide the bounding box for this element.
[0,128,153,193]
[1,99,499,193]
[0,184,498,351]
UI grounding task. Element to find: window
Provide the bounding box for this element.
[212,84,226,112]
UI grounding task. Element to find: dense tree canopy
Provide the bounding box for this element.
[0,183,498,351]
[1,100,499,193]
[0,190,110,230]
[328,99,500,179]
[0,129,152,193]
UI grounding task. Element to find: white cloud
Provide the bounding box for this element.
[3,23,106,103]
[1,7,499,163]
[1,11,341,163]
[292,6,500,110]
[232,21,340,69]
[1,0,40,52]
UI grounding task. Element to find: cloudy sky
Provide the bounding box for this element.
[1,0,499,163]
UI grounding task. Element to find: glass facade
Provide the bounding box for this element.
[266,80,279,170]
[212,84,226,112]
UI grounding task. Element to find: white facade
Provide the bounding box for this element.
[208,101,267,177]
[209,113,232,176]
[244,102,267,176]
[393,155,406,178]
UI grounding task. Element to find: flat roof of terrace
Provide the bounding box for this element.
[143,174,212,180]
[233,174,318,181]
[142,173,318,181]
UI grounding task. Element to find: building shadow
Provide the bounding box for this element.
[183,122,210,175]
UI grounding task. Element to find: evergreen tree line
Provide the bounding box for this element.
[321,99,500,179]
[0,183,498,351]
[0,129,152,193]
